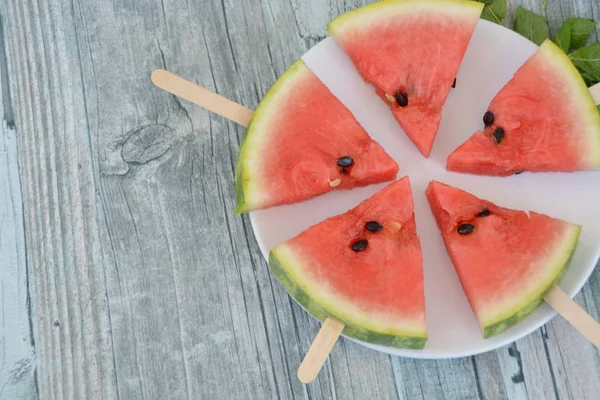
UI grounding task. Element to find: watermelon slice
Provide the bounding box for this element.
[327,0,483,157]
[447,40,600,175]
[269,177,427,348]
[426,181,581,337]
[234,59,398,213]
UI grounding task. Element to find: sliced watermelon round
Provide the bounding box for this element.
[426,180,581,337]
[327,0,483,157]
[269,177,427,348]
[447,40,600,176]
[234,60,398,213]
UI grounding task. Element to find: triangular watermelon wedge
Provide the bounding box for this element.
[426,180,581,337]
[234,59,399,213]
[270,177,427,348]
[327,0,484,157]
[447,40,600,175]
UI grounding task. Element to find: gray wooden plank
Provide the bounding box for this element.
[396,358,482,400]
[507,319,600,400]
[0,12,37,399]
[494,343,530,400]
[471,353,510,400]
[392,354,509,400]
[3,0,119,398]
[393,358,445,400]
[0,117,37,400]
[546,295,600,400]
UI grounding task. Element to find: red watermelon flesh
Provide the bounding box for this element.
[269,176,427,348]
[447,40,600,176]
[426,181,581,337]
[234,59,399,213]
[327,0,483,157]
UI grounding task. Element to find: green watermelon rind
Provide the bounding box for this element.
[482,224,581,338]
[269,250,428,349]
[234,132,248,211]
[234,59,308,214]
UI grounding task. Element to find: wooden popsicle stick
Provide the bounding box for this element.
[151,69,253,127]
[297,317,345,384]
[545,285,600,348]
[589,81,600,104]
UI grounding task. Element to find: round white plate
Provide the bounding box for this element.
[249,20,600,359]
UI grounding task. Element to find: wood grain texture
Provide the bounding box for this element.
[0,13,37,398]
[2,0,119,398]
[2,0,600,399]
[0,124,37,400]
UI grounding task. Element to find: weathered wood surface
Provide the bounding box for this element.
[0,14,37,399]
[1,0,600,399]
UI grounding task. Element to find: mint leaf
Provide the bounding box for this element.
[554,17,597,53]
[569,43,600,84]
[476,0,494,4]
[569,18,597,49]
[480,0,507,24]
[580,71,599,87]
[554,20,574,53]
[513,7,550,45]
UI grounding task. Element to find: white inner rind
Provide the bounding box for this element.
[273,243,428,338]
[240,60,311,209]
[537,42,600,168]
[479,223,581,328]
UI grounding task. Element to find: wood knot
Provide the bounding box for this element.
[122,124,174,165]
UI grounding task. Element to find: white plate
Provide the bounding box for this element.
[249,20,600,359]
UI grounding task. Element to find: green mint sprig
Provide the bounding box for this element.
[553,17,596,53]
[476,1,599,88]
[480,0,507,24]
[569,43,600,86]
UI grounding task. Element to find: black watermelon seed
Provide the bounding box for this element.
[492,127,505,144]
[477,208,490,218]
[366,221,383,232]
[352,239,368,252]
[452,78,456,88]
[337,156,354,168]
[483,111,495,127]
[394,92,408,107]
[514,170,524,175]
[458,223,475,235]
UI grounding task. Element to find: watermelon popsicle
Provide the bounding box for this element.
[269,176,427,349]
[426,180,582,337]
[233,59,399,213]
[447,40,600,175]
[267,177,426,380]
[328,0,484,157]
